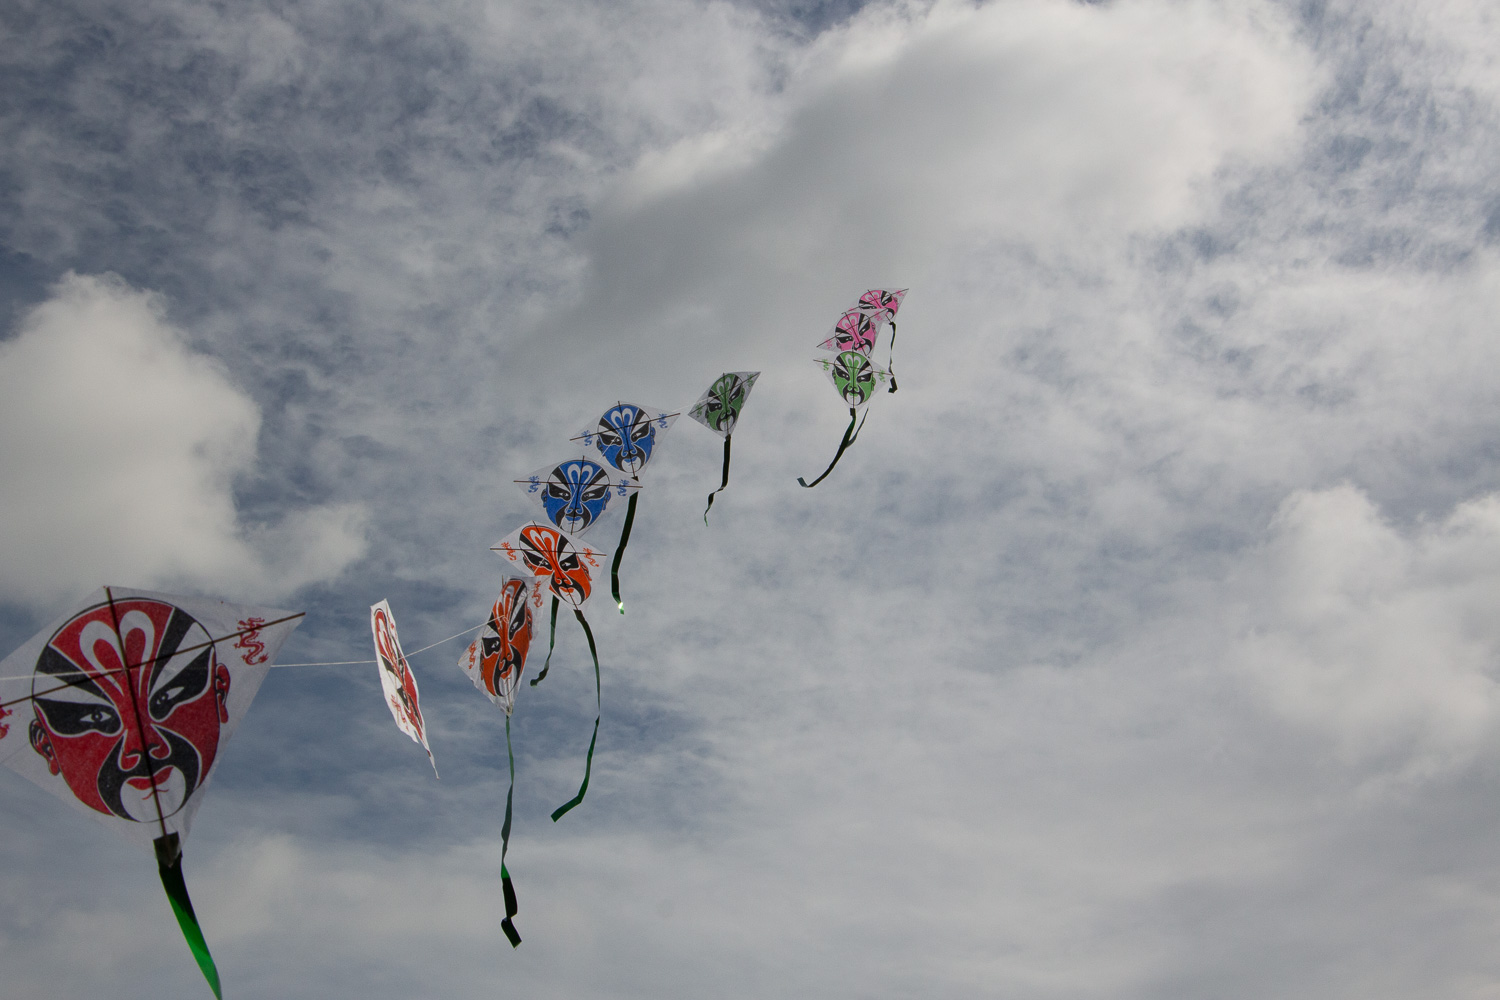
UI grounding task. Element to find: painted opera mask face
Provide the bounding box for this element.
[541,459,614,534]
[594,404,659,476]
[829,350,878,406]
[695,375,748,434]
[373,604,424,737]
[516,523,594,608]
[29,599,230,824]
[479,579,533,696]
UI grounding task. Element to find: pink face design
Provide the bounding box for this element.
[857,288,904,324]
[28,600,230,824]
[372,607,424,739]
[822,309,878,355]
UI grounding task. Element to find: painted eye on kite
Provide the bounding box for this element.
[581,482,608,503]
[547,482,571,500]
[509,597,528,639]
[34,698,122,736]
[597,426,622,449]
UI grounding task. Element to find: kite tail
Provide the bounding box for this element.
[530,596,560,687]
[887,320,898,393]
[551,609,601,822]
[155,834,223,1000]
[500,714,522,948]
[703,434,733,524]
[610,491,639,614]
[797,408,869,488]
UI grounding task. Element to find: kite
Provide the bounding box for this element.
[491,522,605,820]
[515,456,639,536]
[573,402,679,611]
[370,600,437,776]
[457,576,546,948]
[0,586,302,998]
[688,371,760,522]
[799,290,906,488]
[853,287,907,390]
[797,350,892,488]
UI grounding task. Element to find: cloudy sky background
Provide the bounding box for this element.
[4,0,1500,996]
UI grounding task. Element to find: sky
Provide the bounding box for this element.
[3,0,1500,996]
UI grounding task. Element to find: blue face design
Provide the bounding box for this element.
[541,460,614,533]
[595,405,658,475]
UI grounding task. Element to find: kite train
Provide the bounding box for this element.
[0,285,903,987]
[800,288,907,488]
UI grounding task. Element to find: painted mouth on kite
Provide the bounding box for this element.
[126,769,172,791]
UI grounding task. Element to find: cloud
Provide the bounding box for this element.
[551,0,1318,364]
[1226,484,1500,776]
[0,272,368,610]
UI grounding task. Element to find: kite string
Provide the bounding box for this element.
[271,621,490,668]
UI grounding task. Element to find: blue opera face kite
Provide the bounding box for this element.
[576,403,677,478]
[516,457,637,537]
[571,402,680,611]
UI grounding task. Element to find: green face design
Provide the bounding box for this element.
[830,351,876,406]
[691,373,757,435]
[704,375,746,432]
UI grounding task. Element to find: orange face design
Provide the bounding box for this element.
[479,579,534,696]
[515,523,594,607]
[28,600,230,824]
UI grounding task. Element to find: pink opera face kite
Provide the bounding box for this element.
[370,600,437,776]
[816,309,880,356]
[0,587,299,844]
[856,287,907,325]
[491,522,606,609]
[815,289,907,356]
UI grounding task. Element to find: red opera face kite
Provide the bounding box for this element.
[491,522,606,610]
[28,599,230,824]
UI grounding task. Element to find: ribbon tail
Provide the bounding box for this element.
[155,835,223,1000]
[500,714,522,948]
[610,491,639,613]
[551,609,602,822]
[704,434,733,524]
[887,320,898,393]
[529,596,560,687]
[797,408,864,488]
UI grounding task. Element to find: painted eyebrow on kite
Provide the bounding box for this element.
[0,612,306,711]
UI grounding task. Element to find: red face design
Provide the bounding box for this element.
[516,524,593,607]
[479,579,534,697]
[28,600,230,824]
[372,607,424,738]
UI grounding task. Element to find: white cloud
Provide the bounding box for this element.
[0,272,368,610]
[1225,484,1500,775]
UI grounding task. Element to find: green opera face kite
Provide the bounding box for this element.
[688,371,760,521]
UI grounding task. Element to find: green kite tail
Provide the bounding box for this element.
[500,715,522,947]
[610,491,640,613]
[703,434,733,524]
[155,834,223,999]
[551,609,601,822]
[529,596,561,687]
[797,407,869,488]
